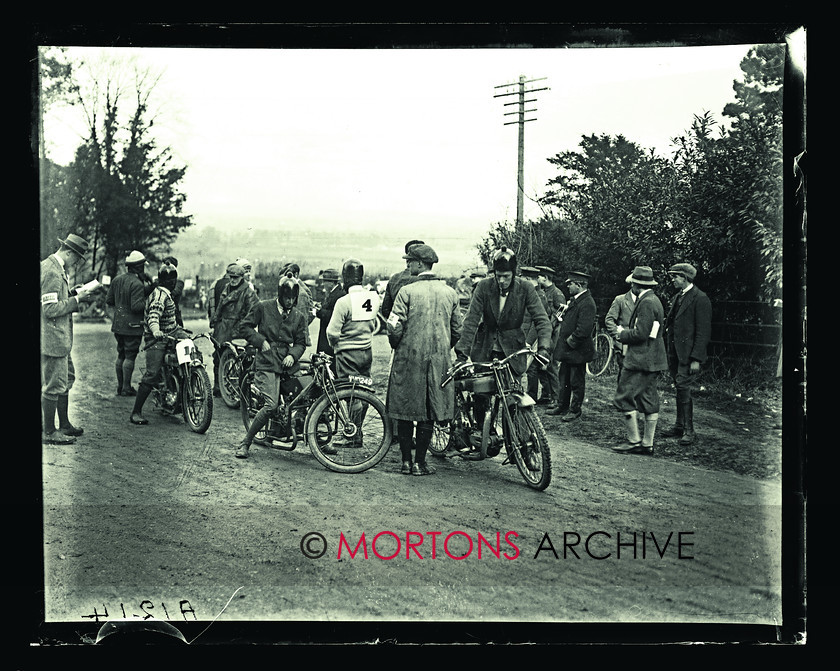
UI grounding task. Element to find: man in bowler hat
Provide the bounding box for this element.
[547,271,597,421]
[40,234,97,444]
[662,262,712,445]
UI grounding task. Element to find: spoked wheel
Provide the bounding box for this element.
[504,405,552,490]
[587,332,614,377]
[305,387,392,473]
[428,421,452,457]
[218,347,242,409]
[181,366,213,433]
[239,370,270,444]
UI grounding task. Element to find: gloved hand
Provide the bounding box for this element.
[536,349,551,367]
[153,330,164,340]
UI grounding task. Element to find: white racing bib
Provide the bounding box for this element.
[349,290,380,321]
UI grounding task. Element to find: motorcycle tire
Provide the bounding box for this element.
[181,366,213,434]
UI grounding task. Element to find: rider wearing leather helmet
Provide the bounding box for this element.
[234,272,308,459]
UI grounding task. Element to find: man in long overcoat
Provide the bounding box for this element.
[604,287,637,375]
[610,266,668,455]
[662,262,712,445]
[547,270,596,421]
[380,239,424,318]
[210,262,259,394]
[535,265,565,405]
[386,244,462,476]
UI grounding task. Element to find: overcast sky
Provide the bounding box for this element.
[43,43,763,250]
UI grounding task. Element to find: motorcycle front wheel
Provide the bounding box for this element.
[305,387,391,473]
[182,366,213,433]
[504,405,552,490]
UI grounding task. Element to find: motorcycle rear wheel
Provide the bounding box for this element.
[182,366,213,433]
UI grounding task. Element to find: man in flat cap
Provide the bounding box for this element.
[40,234,97,444]
[386,244,462,476]
[662,262,712,445]
[547,271,597,421]
[611,266,668,455]
[519,266,547,399]
[381,239,425,320]
[106,250,153,397]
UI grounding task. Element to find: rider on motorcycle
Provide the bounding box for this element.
[234,273,309,459]
[129,267,189,425]
[453,247,553,429]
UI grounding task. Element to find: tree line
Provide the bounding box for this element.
[39,45,784,310]
[477,44,784,306]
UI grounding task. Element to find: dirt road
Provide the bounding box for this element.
[39,317,783,641]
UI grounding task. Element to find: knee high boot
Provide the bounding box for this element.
[624,410,641,445]
[662,390,688,437]
[679,400,695,445]
[57,394,82,434]
[642,413,658,449]
[42,396,58,435]
[236,405,273,458]
[130,383,154,423]
[116,358,124,394]
[398,420,415,471]
[121,358,136,393]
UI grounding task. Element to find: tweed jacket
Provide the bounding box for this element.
[386,274,462,422]
[316,282,347,354]
[240,299,308,375]
[106,270,147,336]
[210,280,259,346]
[605,290,636,354]
[381,268,416,318]
[40,254,79,357]
[552,289,597,364]
[665,285,712,365]
[455,276,552,377]
[616,289,668,372]
[543,283,567,325]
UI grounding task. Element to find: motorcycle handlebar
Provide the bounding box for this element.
[441,348,548,388]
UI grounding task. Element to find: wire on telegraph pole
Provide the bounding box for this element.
[494,76,549,228]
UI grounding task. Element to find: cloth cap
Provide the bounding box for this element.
[321,268,340,282]
[404,239,425,254]
[565,271,591,284]
[235,257,252,270]
[402,243,439,265]
[58,234,90,257]
[669,263,697,281]
[625,265,658,286]
[125,250,146,265]
[227,263,245,278]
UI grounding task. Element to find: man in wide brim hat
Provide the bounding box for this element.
[41,233,95,445]
[57,233,90,258]
[624,266,658,286]
[611,265,669,455]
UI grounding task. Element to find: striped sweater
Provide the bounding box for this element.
[143,286,179,342]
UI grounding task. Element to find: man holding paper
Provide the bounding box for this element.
[611,266,668,455]
[40,233,96,444]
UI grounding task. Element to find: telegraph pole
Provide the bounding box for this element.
[494,75,549,227]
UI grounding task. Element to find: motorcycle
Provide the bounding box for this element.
[436,347,553,490]
[142,331,215,433]
[239,351,392,473]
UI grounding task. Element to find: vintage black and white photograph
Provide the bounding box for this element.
[31,23,805,647]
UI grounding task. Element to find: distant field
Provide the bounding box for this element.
[170,224,487,282]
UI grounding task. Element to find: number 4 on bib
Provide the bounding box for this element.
[350,290,380,321]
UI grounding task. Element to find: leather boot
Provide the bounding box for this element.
[121,358,136,394]
[679,401,695,445]
[57,394,83,436]
[661,402,685,437]
[116,359,124,395]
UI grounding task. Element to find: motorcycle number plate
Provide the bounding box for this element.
[175,339,195,364]
[347,375,373,386]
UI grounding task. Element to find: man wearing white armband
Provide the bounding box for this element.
[611,266,668,455]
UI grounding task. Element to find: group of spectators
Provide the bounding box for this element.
[40,233,711,470]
